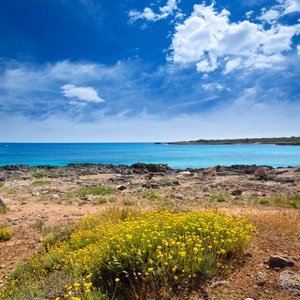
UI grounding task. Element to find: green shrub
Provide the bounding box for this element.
[32,172,44,179]
[0,227,14,241]
[1,210,254,299]
[32,181,52,186]
[70,187,116,197]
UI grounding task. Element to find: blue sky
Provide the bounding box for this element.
[0,0,299,142]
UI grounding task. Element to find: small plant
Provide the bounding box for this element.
[29,219,45,231]
[32,181,52,186]
[259,198,270,205]
[0,206,11,214]
[97,197,108,204]
[44,170,56,173]
[108,197,117,203]
[32,172,44,179]
[0,226,14,241]
[287,200,298,209]
[11,174,22,180]
[65,200,73,206]
[216,194,227,202]
[122,199,136,206]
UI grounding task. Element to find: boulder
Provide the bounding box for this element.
[279,271,300,292]
[254,167,269,177]
[268,255,296,268]
[256,272,267,286]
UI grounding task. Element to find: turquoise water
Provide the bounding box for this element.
[0,143,299,169]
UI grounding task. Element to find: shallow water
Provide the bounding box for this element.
[0,143,299,169]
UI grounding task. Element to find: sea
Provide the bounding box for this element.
[0,143,300,169]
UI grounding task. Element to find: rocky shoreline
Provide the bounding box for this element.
[1,162,299,184]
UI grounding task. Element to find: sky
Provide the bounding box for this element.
[0,0,299,142]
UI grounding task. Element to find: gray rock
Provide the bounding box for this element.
[32,192,40,197]
[279,271,300,292]
[51,194,60,200]
[211,280,228,288]
[256,272,267,286]
[0,195,6,207]
[116,185,126,191]
[268,255,296,268]
[245,298,254,300]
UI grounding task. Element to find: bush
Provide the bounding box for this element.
[1,210,254,299]
[0,227,14,241]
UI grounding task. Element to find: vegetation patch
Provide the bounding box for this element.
[32,172,44,179]
[70,187,116,197]
[0,226,14,241]
[1,209,254,299]
[32,181,52,186]
[0,206,11,214]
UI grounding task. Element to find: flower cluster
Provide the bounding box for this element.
[0,210,254,299]
[0,227,14,241]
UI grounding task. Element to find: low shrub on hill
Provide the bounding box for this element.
[0,226,14,241]
[0,209,254,299]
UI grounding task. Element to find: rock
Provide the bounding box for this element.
[178,171,192,176]
[21,201,27,205]
[211,281,228,288]
[0,195,6,207]
[245,298,254,300]
[145,172,154,180]
[254,167,270,177]
[231,189,243,196]
[32,192,40,197]
[116,185,126,191]
[256,272,267,286]
[203,168,212,175]
[51,194,60,200]
[279,271,300,292]
[170,193,184,200]
[268,255,296,268]
[213,165,225,172]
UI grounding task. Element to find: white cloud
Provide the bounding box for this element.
[129,0,180,23]
[257,8,280,23]
[169,2,300,73]
[246,10,254,19]
[202,83,226,90]
[297,45,300,54]
[223,58,241,74]
[61,84,105,103]
[282,0,300,14]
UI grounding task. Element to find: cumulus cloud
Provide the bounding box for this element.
[282,0,300,14]
[169,2,300,73]
[129,0,180,23]
[61,84,105,103]
[257,8,280,23]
